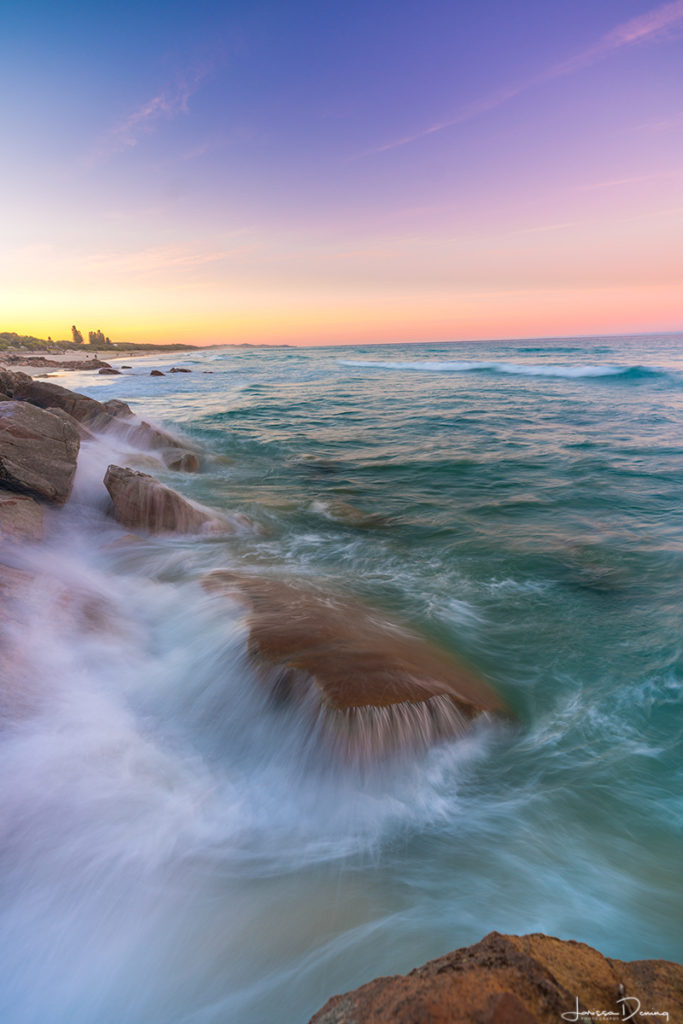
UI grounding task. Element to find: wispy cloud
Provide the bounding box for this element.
[92,64,210,163]
[636,109,683,130]
[368,0,683,155]
[90,243,239,273]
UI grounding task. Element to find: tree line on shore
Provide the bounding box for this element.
[0,330,196,353]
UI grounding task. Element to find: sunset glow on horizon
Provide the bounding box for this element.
[3,0,682,346]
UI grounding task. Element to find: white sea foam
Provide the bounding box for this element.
[338,358,651,378]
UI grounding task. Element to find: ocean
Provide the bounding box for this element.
[1,333,682,1023]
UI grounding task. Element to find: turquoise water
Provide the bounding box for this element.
[1,334,682,1022]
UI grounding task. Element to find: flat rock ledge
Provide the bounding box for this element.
[204,571,506,759]
[104,464,222,534]
[309,931,683,1024]
[0,401,80,504]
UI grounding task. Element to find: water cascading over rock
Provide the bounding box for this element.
[204,570,507,760]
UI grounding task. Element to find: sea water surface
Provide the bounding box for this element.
[1,334,682,1023]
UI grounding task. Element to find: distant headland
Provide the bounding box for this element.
[0,329,197,355]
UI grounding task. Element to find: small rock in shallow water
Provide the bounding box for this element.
[98,367,121,375]
[104,464,221,533]
[150,370,165,376]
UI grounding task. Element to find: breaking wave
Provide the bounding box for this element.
[338,359,667,380]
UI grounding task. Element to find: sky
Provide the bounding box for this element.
[2,0,682,346]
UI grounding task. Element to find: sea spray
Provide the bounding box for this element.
[1,333,682,1023]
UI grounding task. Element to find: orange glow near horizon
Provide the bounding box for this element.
[2,2,682,347]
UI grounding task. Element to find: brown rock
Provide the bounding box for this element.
[150,370,165,376]
[124,419,195,453]
[46,407,96,441]
[101,398,134,419]
[204,572,505,758]
[160,447,200,472]
[0,369,116,428]
[169,367,192,372]
[104,464,220,533]
[0,489,44,541]
[0,368,198,467]
[309,931,683,1024]
[0,402,80,504]
[98,367,121,375]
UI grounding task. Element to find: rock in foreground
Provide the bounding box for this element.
[0,490,44,541]
[0,401,80,504]
[309,931,683,1024]
[104,464,221,533]
[205,571,505,758]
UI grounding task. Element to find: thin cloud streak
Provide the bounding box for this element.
[368,0,683,155]
[91,64,211,163]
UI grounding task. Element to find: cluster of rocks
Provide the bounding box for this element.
[0,367,211,541]
[0,365,509,757]
[0,364,507,757]
[308,931,683,1024]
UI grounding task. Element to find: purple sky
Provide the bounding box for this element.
[2,0,682,344]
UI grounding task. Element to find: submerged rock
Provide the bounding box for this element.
[169,366,192,373]
[0,401,80,504]
[160,448,200,472]
[150,370,165,376]
[204,571,505,758]
[98,367,121,375]
[0,489,44,541]
[104,464,221,533]
[309,931,683,1024]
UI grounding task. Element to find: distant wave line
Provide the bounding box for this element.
[338,360,666,380]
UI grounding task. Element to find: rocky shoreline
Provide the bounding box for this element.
[3,372,680,1020]
[0,367,508,759]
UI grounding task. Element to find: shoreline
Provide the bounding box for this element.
[0,347,195,377]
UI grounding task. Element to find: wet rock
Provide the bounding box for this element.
[309,931,683,1024]
[102,399,134,419]
[98,367,121,375]
[160,447,200,472]
[312,498,387,528]
[150,370,165,376]
[0,369,118,429]
[0,402,80,504]
[121,365,132,369]
[46,407,95,442]
[204,571,505,758]
[0,489,44,541]
[0,367,197,470]
[124,419,194,453]
[104,464,221,534]
[169,367,192,373]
